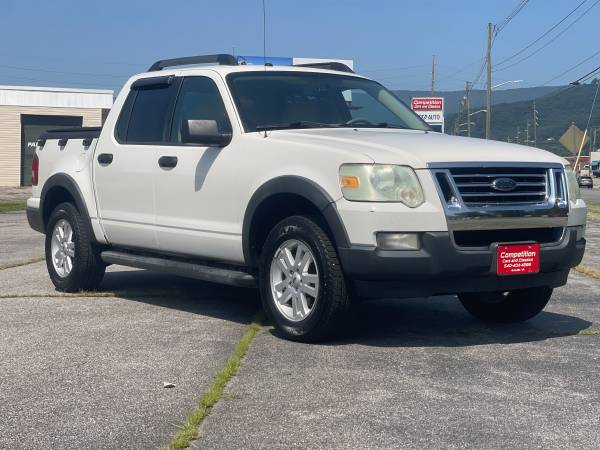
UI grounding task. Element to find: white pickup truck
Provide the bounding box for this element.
[27,54,587,341]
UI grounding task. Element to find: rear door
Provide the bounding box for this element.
[94,76,179,250]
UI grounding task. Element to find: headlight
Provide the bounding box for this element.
[565,167,581,201]
[339,164,425,207]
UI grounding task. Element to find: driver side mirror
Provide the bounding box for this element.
[181,119,232,147]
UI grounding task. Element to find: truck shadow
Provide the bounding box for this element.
[100,269,591,348]
[330,296,592,348]
[99,269,260,326]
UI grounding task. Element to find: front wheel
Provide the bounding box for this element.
[259,216,351,342]
[458,287,553,323]
[45,202,106,292]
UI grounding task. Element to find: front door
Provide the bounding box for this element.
[153,75,242,262]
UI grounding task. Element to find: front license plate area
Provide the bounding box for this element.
[496,243,539,276]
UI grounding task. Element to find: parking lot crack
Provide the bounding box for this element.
[0,256,44,271]
[164,312,263,450]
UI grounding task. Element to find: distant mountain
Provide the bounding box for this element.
[393,86,563,114]
[444,81,600,156]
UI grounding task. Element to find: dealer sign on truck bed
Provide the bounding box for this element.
[411,97,444,133]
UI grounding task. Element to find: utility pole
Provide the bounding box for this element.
[485,22,493,139]
[431,55,436,96]
[465,81,472,137]
[532,100,538,147]
[526,119,530,145]
[457,101,464,136]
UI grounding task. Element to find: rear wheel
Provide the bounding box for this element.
[458,287,552,323]
[45,202,106,292]
[259,216,351,342]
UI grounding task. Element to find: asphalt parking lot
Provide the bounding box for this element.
[1,209,599,449]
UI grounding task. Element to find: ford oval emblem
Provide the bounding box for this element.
[491,177,517,192]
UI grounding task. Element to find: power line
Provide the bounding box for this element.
[531,68,599,105]
[0,64,129,79]
[0,73,119,89]
[494,0,530,36]
[542,49,600,85]
[573,64,600,84]
[494,0,600,72]
[495,0,588,67]
[359,64,429,74]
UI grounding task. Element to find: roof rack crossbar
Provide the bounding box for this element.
[148,54,238,72]
[293,62,354,73]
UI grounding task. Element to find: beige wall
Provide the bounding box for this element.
[0,106,102,186]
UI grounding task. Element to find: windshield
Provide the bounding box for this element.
[226,71,430,132]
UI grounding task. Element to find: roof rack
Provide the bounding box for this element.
[148,54,238,72]
[293,61,354,73]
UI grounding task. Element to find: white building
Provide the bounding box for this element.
[0,85,113,186]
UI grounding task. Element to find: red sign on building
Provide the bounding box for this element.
[411,97,444,111]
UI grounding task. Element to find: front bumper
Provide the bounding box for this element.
[338,227,585,299]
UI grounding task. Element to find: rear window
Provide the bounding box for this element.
[116,78,178,143]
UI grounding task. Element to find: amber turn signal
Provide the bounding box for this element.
[340,175,360,189]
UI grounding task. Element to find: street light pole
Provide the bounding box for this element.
[532,100,538,147]
[486,22,493,140]
[431,55,436,96]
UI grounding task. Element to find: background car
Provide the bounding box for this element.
[578,175,594,189]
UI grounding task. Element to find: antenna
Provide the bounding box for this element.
[262,0,269,138]
[262,0,267,67]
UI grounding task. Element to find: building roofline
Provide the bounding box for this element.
[0,85,114,95]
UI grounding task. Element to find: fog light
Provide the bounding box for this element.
[576,225,586,241]
[376,232,421,250]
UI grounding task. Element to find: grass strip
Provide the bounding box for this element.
[0,200,27,213]
[587,202,600,221]
[166,314,263,450]
[574,265,600,280]
[578,328,600,336]
[0,256,44,271]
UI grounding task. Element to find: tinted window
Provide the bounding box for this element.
[170,77,231,143]
[125,83,176,143]
[227,72,429,132]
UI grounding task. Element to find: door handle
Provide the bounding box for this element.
[158,156,178,169]
[97,153,113,165]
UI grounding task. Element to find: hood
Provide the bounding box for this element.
[266,128,565,169]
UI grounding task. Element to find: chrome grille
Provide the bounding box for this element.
[448,167,548,205]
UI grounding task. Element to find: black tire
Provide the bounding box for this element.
[45,202,106,292]
[258,215,351,342]
[458,287,553,323]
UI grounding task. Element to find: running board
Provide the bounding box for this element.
[100,251,256,288]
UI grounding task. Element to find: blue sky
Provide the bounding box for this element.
[1,0,598,94]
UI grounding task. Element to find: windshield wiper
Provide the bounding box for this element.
[339,122,408,129]
[255,121,340,131]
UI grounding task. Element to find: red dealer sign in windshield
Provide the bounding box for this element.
[411,97,444,111]
[497,244,540,275]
